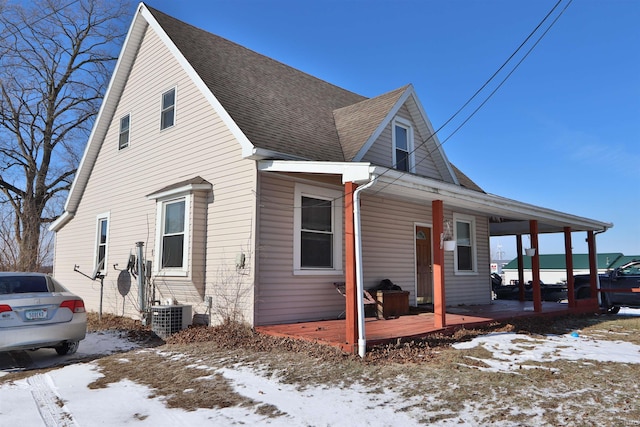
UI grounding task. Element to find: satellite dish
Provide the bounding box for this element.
[117,270,131,297]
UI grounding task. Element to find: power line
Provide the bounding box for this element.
[0,0,81,41]
[369,0,573,197]
[428,0,573,153]
[267,0,574,211]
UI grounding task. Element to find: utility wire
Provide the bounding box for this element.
[425,0,565,149]
[369,0,573,197]
[0,0,81,40]
[427,0,573,154]
[271,0,573,212]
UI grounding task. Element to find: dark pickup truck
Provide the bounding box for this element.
[491,273,568,302]
[574,260,640,314]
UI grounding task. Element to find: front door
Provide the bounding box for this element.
[416,226,433,304]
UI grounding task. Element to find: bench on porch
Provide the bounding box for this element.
[333,282,410,319]
[333,282,377,318]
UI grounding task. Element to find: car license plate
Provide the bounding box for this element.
[25,309,47,320]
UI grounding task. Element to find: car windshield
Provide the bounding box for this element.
[0,276,49,294]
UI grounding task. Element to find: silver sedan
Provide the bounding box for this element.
[0,272,87,355]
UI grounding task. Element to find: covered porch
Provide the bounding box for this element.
[256,299,595,352]
[257,162,612,356]
[340,170,611,355]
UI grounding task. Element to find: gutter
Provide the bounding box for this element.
[48,211,74,232]
[353,175,378,358]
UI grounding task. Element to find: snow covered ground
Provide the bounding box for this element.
[1,308,639,426]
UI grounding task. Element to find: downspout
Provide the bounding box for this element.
[353,175,377,358]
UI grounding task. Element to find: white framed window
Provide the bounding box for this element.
[148,178,212,278]
[155,194,190,275]
[293,183,343,275]
[119,113,130,150]
[95,213,110,274]
[392,117,414,172]
[160,87,176,130]
[453,213,477,274]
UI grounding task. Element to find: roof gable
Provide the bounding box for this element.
[148,6,365,162]
[334,86,408,161]
[51,2,485,232]
[336,85,460,186]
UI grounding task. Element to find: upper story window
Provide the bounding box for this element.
[454,213,477,274]
[160,87,176,130]
[392,118,414,172]
[293,183,343,275]
[119,114,130,150]
[95,213,110,275]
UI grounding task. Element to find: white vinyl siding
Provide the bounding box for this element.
[52,26,256,322]
[257,174,346,325]
[360,197,489,306]
[256,173,492,325]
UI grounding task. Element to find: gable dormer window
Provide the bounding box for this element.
[392,118,414,172]
[160,87,176,130]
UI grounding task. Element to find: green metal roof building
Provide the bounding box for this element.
[501,253,639,284]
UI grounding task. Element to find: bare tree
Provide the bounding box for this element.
[0,0,131,271]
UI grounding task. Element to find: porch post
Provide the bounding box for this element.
[587,230,600,310]
[564,227,576,309]
[529,220,542,312]
[344,182,358,351]
[432,200,446,328]
[516,235,525,301]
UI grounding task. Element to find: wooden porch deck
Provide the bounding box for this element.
[255,300,593,352]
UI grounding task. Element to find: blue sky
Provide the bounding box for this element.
[142,0,639,261]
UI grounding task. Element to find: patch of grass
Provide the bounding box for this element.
[4,311,639,425]
[89,349,255,412]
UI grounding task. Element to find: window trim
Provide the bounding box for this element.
[160,87,176,131]
[293,183,343,276]
[118,113,130,150]
[392,117,414,173]
[154,193,191,277]
[94,212,110,275]
[453,213,477,275]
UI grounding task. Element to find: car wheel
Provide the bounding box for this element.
[607,306,621,314]
[55,340,79,356]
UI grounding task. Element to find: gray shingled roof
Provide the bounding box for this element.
[147,6,483,192]
[149,6,365,162]
[146,176,211,197]
[334,86,409,161]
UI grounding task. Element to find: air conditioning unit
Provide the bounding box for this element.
[151,305,192,338]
